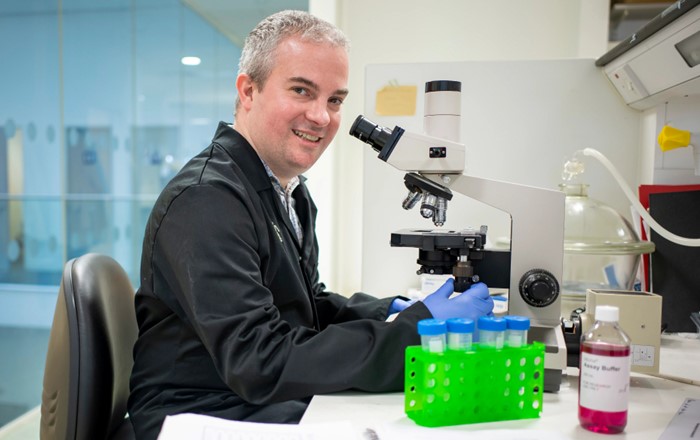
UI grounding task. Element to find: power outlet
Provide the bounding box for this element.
[609,65,649,104]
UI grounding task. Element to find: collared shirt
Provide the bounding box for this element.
[261,160,303,245]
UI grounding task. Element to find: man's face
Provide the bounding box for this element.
[238,37,349,184]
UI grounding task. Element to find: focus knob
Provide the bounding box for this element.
[519,269,559,307]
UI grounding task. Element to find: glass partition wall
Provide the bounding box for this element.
[0,0,306,428]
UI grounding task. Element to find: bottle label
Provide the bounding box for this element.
[580,352,631,412]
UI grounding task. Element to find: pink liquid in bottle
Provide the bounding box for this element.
[578,343,630,434]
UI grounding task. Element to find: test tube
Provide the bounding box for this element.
[505,315,531,348]
[446,318,475,352]
[417,319,447,353]
[477,316,506,349]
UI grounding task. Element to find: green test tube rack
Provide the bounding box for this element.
[404,342,545,427]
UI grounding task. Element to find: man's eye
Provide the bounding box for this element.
[329,97,344,106]
[292,87,308,95]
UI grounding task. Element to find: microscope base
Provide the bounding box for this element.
[530,324,567,393]
[543,369,562,393]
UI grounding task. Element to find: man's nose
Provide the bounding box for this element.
[306,100,331,126]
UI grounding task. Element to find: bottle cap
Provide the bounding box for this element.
[417,318,447,336]
[477,316,506,331]
[505,315,530,330]
[446,318,475,333]
[595,305,619,322]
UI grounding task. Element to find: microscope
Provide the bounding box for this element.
[349,80,567,392]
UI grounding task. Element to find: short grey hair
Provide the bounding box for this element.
[234,10,350,113]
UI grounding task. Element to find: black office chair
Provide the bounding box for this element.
[40,253,137,440]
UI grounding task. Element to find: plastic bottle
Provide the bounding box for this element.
[446,318,474,351]
[477,316,506,349]
[578,305,631,434]
[417,319,447,353]
[505,315,530,348]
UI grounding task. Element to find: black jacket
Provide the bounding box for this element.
[128,122,431,439]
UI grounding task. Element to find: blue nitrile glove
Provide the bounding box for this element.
[388,297,417,314]
[421,278,493,321]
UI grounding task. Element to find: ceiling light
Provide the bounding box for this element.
[181,56,201,66]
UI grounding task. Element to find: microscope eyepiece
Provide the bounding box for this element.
[424,80,461,93]
[349,115,393,152]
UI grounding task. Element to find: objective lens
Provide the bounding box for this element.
[433,197,447,226]
[420,193,437,219]
[349,115,393,152]
[402,190,422,210]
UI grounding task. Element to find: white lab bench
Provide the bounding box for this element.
[301,334,700,439]
[0,335,697,440]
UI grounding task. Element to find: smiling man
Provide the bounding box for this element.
[234,36,348,186]
[127,10,492,440]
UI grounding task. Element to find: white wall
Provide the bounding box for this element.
[309,0,610,295]
[305,0,339,292]
[650,96,700,185]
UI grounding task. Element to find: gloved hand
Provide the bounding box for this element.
[421,278,493,321]
[388,297,417,315]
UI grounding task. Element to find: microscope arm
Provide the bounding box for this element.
[423,172,565,328]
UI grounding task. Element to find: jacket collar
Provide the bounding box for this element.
[211,121,307,192]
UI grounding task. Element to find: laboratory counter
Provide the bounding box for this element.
[0,335,697,440]
[301,333,700,439]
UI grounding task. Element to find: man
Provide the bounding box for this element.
[128,10,493,439]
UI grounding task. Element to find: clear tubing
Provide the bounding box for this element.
[574,148,700,247]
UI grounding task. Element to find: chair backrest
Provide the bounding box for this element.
[40,253,138,440]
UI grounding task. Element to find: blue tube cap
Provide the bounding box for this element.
[446,318,475,333]
[505,315,531,330]
[417,318,447,336]
[477,316,506,331]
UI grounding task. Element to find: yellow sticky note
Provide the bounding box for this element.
[375,85,417,116]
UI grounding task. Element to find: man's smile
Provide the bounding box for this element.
[293,129,322,143]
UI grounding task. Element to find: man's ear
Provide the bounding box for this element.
[236,73,255,110]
